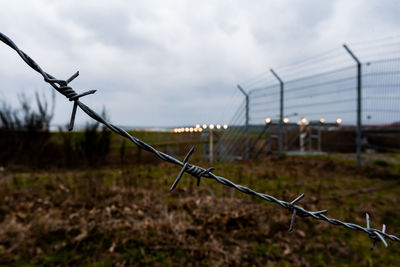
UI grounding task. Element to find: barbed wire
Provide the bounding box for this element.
[1,31,399,250]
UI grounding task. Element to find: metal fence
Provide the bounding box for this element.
[217,41,400,164]
[0,31,399,250]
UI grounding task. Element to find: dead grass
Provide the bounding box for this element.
[0,155,399,266]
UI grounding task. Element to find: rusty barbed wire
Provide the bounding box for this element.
[1,31,399,250]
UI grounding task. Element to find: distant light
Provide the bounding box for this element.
[195,124,200,129]
[216,124,221,129]
[336,118,342,124]
[300,117,307,124]
[194,128,198,132]
[223,124,228,129]
[190,127,194,132]
[265,117,271,124]
[283,117,289,124]
[202,124,207,129]
[199,128,203,132]
[185,127,189,132]
[209,124,215,130]
[320,118,325,123]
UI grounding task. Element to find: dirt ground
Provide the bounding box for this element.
[0,155,399,266]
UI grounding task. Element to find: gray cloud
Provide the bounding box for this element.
[0,0,399,127]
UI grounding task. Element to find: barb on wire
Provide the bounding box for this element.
[286,193,328,232]
[170,147,195,191]
[366,213,388,250]
[0,31,399,250]
[170,147,216,191]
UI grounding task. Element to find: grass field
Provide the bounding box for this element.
[0,154,400,266]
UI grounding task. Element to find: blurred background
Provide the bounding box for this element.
[1,1,400,266]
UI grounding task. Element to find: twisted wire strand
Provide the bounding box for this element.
[1,31,399,249]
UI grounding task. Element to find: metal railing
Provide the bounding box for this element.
[0,31,399,250]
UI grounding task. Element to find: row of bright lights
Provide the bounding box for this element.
[265,117,343,124]
[173,124,228,133]
[172,117,343,133]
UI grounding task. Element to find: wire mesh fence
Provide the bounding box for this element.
[217,41,400,162]
[0,31,399,250]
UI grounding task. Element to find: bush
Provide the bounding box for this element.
[79,109,111,166]
[0,91,55,168]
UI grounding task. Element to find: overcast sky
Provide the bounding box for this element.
[0,0,399,128]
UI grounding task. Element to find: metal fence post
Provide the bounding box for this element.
[343,44,362,167]
[318,126,322,152]
[237,85,249,160]
[270,69,284,155]
[209,127,214,163]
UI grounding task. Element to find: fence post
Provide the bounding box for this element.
[270,69,284,155]
[209,126,214,163]
[237,85,249,160]
[343,44,362,167]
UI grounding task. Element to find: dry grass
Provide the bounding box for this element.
[0,155,399,266]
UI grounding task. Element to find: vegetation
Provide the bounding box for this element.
[0,92,55,168]
[0,91,54,131]
[0,155,399,266]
